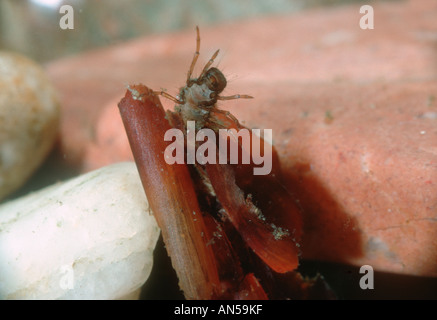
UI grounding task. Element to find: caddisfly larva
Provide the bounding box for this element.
[153,26,252,131]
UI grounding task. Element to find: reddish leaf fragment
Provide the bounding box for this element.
[203,112,303,273]
[206,162,300,273]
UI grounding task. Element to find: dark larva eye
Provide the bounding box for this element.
[205,68,227,93]
[208,75,218,89]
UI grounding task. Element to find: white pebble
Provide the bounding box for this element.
[0,51,59,200]
[0,162,159,300]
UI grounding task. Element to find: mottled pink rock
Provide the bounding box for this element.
[47,0,437,277]
[237,81,437,277]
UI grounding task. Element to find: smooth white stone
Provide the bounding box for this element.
[0,162,160,300]
[0,51,60,200]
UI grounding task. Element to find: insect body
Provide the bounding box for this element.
[154,26,252,130]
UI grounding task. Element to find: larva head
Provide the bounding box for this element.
[203,67,227,94]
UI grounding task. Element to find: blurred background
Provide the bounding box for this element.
[0,0,379,63]
[3,0,435,301]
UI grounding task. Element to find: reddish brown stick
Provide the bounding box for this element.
[118,85,221,299]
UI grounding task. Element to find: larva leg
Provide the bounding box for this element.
[217,94,253,100]
[187,26,201,84]
[213,108,242,128]
[198,49,220,79]
[153,90,184,104]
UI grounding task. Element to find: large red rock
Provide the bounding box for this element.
[46,0,437,277]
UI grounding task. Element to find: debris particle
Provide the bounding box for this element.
[324,110,334,124]
[271,224,290,240]
[427,95,435,107]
